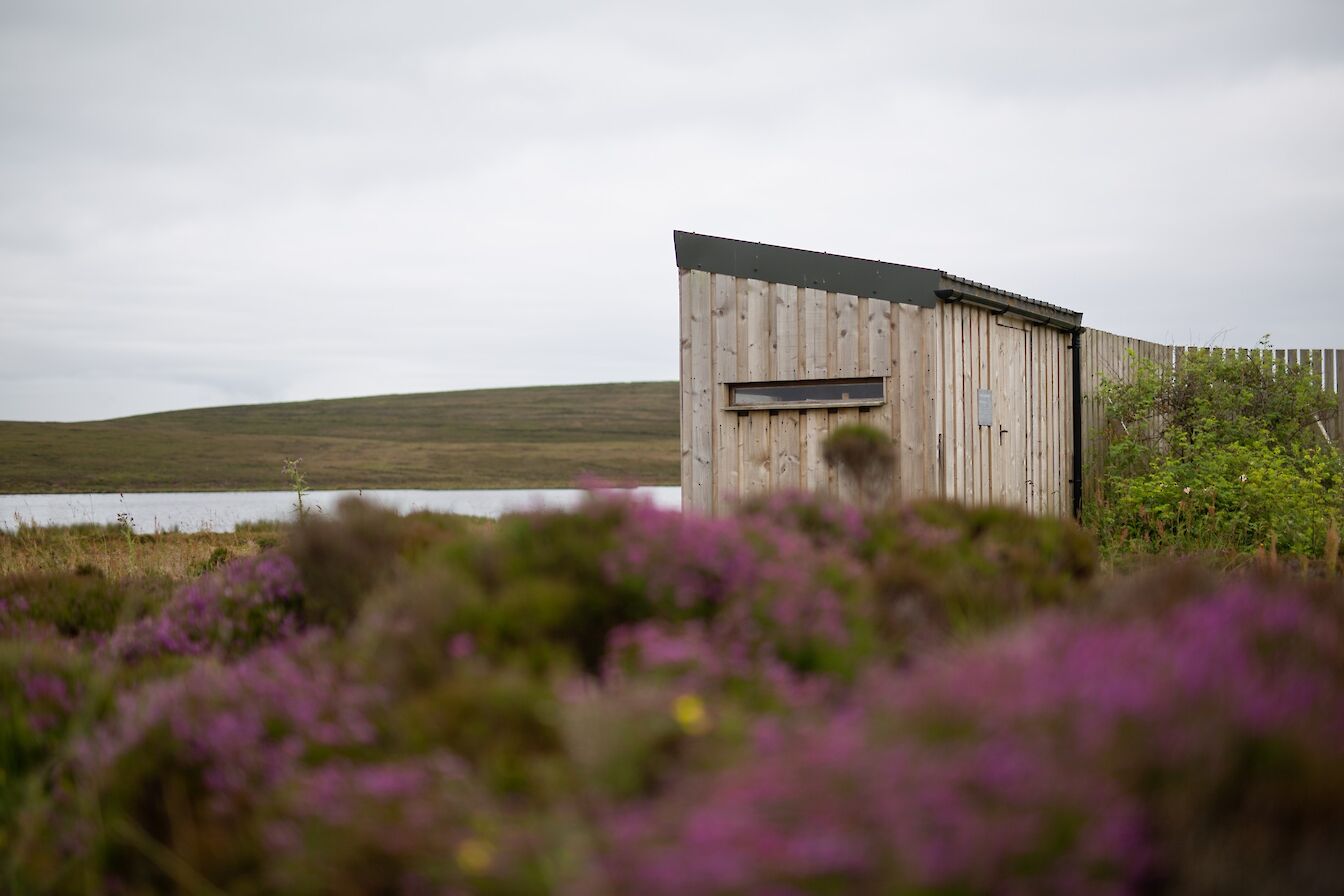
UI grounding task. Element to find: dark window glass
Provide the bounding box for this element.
[730,378,884,407]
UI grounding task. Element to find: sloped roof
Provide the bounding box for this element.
[674,230,1081,329]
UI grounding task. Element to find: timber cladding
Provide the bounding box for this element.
[677,233,1080,517]
[679,233,1344,517]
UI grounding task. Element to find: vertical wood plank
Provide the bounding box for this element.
[858,299,869,378]
[991,320,1007,504]
[745,278,771,381]
[1336,349,1344,446]
[1323,348,1336,442]
[712,274,737,384]
[1060,333,1071,512]
[1060,334,1073,516]
[1049,331,1062,514]
[867,394,894,501]
[895,305,919,499]
[1032,324,1043,513]
[801,288,828,379]
[688,269,714,513]
[715,412,739,514]
[980,312,993,506]
[743,412,771,499]
[802,410,830,493]
[711,274,738,513]
[965,309,977,505]
[930,303,951,497]
[976,310,990,505]
[679,270,693,510]
[826,293,839,380]
[1026,324,1038,513]
[958,304,973,505]
[966,308,978,506]
[940,301,955,501]
[772,283,799,380]
[835,407,861,503]
[1006,324,1028,508]
[837,293,860,378]
[735,278,750,381]
[868,299,892,377]
[952,301,966,502]
[1052,331,1062,513]
[772,411,801,492]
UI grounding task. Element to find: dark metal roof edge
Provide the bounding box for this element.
[939,271,1081,319]
[674,231,941,308]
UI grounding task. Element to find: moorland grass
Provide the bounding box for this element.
[0,381,678,493]
[0,521,287,580]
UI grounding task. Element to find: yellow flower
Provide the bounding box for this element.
[673,693,711,735]
[456,837,495,875]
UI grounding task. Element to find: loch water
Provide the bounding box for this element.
[0,487,682,534]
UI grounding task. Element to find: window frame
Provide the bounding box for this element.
[725,376,886,412]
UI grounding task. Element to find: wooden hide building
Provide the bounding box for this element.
[676,232,1085,517]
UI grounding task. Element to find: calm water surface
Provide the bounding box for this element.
[0,487,682,534]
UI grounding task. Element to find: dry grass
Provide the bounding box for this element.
[0,522,287,581]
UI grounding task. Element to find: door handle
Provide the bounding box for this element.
[998,426,1008,444]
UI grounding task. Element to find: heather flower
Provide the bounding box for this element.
[16,639,382,890]
[104,551,304,661]
[602,498,875,680]
[736,490,869,549]
[263,753,526,895]
[601,583,1344,895]
[0,640,92,837]
[91,639,377,803]
[0,594,61,641]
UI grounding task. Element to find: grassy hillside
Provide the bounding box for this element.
[0,382,679,493]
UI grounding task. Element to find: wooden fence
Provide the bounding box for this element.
[1079,330,1344,495]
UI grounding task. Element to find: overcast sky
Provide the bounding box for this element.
[2,0,1342,421]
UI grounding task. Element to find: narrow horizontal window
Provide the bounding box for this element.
[728,377,885,410]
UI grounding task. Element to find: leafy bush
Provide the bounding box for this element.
[1090,344,1344,557]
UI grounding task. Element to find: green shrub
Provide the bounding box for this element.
[1090,344,1344,558]
[863,500,1097,649]
[190,546,231,576]
[0,642,96,843]
[422,503,650,675]
[822,423,894,505]
[0,569,170,639]
[283,498,470,630]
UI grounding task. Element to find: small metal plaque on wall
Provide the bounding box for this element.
[977,389,993,426]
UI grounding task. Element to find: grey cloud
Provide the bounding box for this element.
[2,0,1342,420]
